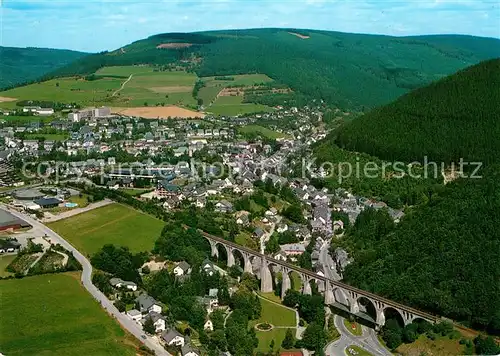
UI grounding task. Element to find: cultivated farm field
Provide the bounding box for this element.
[118,69,198,107]
[200,74,276,115]
[208,96,273,116]
[0,77,122,108]
[0,66,278,116]
[47,203,164,256]
[198,73,275,108]
[0,273,138,355]
[112,106,204,118]
[0,65,198,109]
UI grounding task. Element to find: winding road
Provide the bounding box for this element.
[319,238,342,281]
[1,205,170,356]
[325,315,392,356]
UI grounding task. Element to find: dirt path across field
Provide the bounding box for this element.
[112,74,133,97]
[0,96,17,102]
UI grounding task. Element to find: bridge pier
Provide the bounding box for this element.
[281,272,291,299]
[324,283,334,305]
[227,247,235,267]
[402,310,415,326]
[376,309,386,327]
[209,240,219,258]
[198,230,437,329]
[350,299,360,314]
[260,259,273,293]
[243,255,253,274]
[302,279,312,295]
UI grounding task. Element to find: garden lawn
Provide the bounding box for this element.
[25,133,68,141]
[0,254,16,277]
[253,296,296,327]
[119,188,153,197]
[290,271,303,291]
[239,124,289,139]
[235,232,259,251]
[47,203,164,256]
[0,273,138,356]
[208,101,273,116]
[254,328,291,353]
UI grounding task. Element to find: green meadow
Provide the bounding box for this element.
[0,273,138,355]
[47,203,164,256]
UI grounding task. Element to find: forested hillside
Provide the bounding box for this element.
[45,28,500,110]
[334,59,500,164]
[323,59,500,334]
[343,166,500,333]
[0,47,87,90]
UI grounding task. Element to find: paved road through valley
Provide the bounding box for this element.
[2,205,170,356]
[325,315,392,356]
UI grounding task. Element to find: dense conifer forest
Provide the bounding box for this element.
[0,46,87,90]
[324,60,500,334]
[334,59,500,164]
[343,166,500,333]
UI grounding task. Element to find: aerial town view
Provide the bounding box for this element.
[0,1,499,356]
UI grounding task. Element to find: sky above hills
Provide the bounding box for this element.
[1,0,499,52]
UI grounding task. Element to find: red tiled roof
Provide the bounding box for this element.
[280,352,303,356]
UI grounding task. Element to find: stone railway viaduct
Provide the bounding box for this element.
[197,228,440,328]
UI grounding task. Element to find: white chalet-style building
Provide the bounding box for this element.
[109,277,138,291]
[204,319,214,331]
[162,329,185,347]
[126,309,142,322]
[136,294,162,314]
[173,261,191,276]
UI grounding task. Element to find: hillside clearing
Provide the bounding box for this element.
[288,31,310,39]
[96,65,153,76]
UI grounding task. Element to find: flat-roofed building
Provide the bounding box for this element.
[0,210,31,231]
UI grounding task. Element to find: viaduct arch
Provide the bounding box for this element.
[202,228,437,328]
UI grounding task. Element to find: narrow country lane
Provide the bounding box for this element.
[1,205,170,356]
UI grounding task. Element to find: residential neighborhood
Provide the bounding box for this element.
[1,103,408,356]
